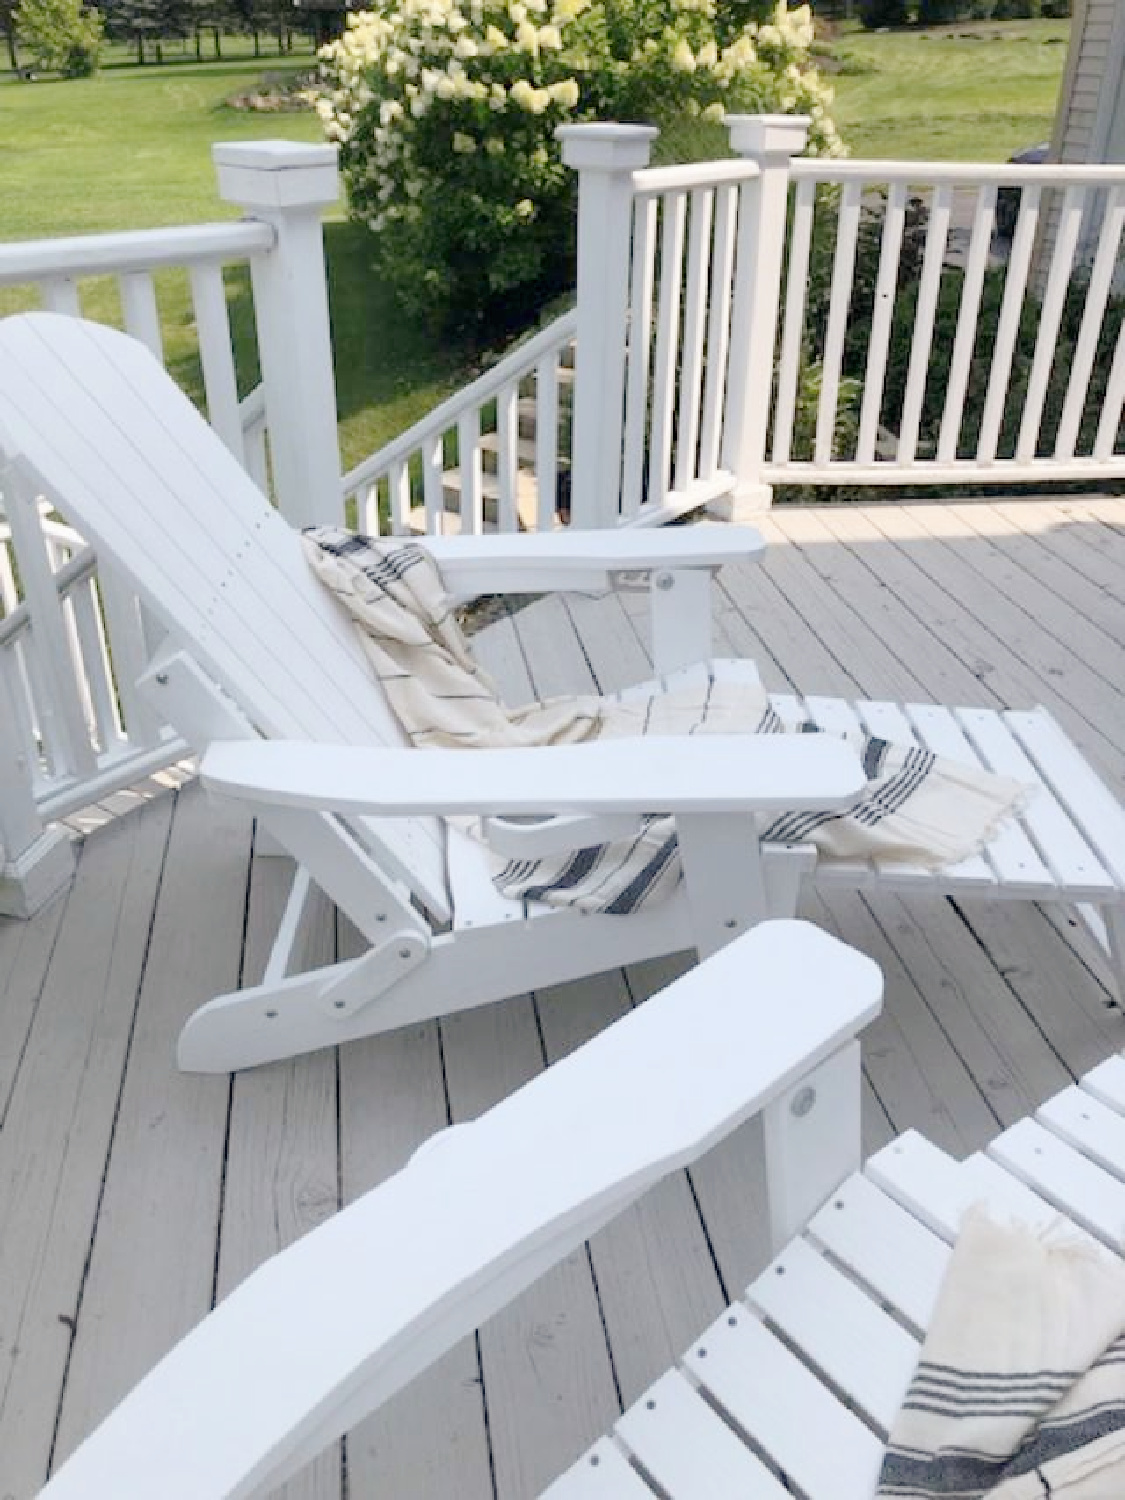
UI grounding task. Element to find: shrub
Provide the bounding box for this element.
[15,0,102,73]
[317,1,841,338]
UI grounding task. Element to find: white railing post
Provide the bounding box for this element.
[557,123,657,529]
[213,141,344,529]
[0,661,74,917]
[720,115,809,515]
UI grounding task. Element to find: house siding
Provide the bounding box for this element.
[1035,0,1125,291]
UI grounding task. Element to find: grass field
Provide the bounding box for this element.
[0,46,470,467]
[0,18,1075,470]
[829,18,1072,159]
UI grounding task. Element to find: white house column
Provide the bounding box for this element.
[721,115,809,515]
[558,123,657,529]
[213,141,345,529]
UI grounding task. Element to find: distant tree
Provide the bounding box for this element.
[917,0,962,19]
[1,0,21,66]
[15,0,102,72]
[858,0,908,22]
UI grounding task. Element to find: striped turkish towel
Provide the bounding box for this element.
[303,529,1028,915]
[878,1207,1125,1498]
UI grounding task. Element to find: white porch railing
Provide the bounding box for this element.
[6,120,1125,915]
[342,308,578,535]
[0,142,344,914]
[764,158,1125,490]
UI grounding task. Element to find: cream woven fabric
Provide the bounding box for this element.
[304,529,1028,914]
[879,1208,1125,1498]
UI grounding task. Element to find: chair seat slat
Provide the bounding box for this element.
[958,706,1117,895]
[615,1368,788,1499]
[745,1235,918,1434]
[684,1305,885,1499]
[1037,1084,1125,1181]
[987,1116,1125,1250]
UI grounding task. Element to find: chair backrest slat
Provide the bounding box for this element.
[0,313,450,919]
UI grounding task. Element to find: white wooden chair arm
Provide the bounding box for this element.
[201,735,865,819]
[40,922,882,1500]
[421,526,765,596]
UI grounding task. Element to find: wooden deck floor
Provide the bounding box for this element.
[2,494,1125,1499]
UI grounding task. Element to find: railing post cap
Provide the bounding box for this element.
[213,140,340,212]
[556,123,658,172]
[724,114,810,159]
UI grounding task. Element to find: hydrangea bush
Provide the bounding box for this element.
[317,0,840,335]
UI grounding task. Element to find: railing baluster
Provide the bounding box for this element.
[359,480,383,535]
[0,649,51,861]
[422,433,445,535]
[38,277,81,316]
[190,262,246,464]
[816,180,863,466]
[0,637,44,791]
[68,577,124,752]
[1017,185,1085,463]
[535,354,560,531]
[698,183,737,481]
[977,184,1041,463]
[94,560,164,749]
[648,191,687,508]
[3,484,96,781]
[1094,315,1125,461]
[1057,188,1125,459]
[938,184,997,463]
[897,184,953,465]
[773,177,816,464]
[457,410,483,534]
[118,270,164,360]
[856,183,907,464]
[496,379,519,533]
[673,188,713,495]
[388,458,412,535]
[621,196,658,518]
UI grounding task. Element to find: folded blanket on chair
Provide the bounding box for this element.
[304,529,1028,915]
[878,1207,1125,1498]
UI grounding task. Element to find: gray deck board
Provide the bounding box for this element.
[2,496,1125,1498]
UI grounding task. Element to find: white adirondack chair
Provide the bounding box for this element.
[2,310,1125,1077]
[35,918,1125,1498]
[0,312,862,1073]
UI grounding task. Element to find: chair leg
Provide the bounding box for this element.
[761,1039,862,1257]
[1105,904,1125,1011]
[1074,900,1125,1010]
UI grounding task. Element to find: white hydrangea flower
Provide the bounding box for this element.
[549,76,578,107]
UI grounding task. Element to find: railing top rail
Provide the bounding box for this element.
[791,159,1125,187]
[342,307,578,493]
[632,159,762,195]
[0,220,275,287]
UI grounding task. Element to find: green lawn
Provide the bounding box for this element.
[0,19,1074,471]
[0,48,471,468]
[827,18,1071,161]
